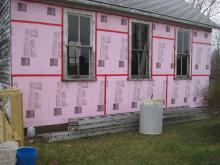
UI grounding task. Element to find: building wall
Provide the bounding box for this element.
[0,0,11,89]
[11,0,211,127]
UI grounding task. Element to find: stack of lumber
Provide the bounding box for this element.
[163,107,209,124]
[43,112,139,142]
[43,107,209,142]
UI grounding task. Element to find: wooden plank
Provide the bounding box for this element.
[0,89,24,146]
[45,125,138,142]
[43,107,210,142]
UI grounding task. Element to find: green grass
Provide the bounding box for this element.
[30,115,220,165]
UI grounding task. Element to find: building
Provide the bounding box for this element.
[0,0,219,128]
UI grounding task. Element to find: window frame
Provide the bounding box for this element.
[63,9,96,81]
[129,19,152,80]
[175,28,192,79]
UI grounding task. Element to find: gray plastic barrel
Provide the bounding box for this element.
[139,99,163,135]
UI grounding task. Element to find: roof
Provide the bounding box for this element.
[59,0,219,29]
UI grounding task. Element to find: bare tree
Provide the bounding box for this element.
[185,0,220,18]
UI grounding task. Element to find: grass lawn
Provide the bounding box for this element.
[30,115,220,165]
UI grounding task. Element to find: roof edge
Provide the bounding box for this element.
[50,0,220,29]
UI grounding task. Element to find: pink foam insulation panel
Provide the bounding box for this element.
[167,78,193,108]
[152,38,174,75]
[97,13,128,32]
[106,77,129,115]
[167,76,209,108]
[97,31,128,74]
[11,22,62,75]
[11,0,62,24]
[152,76,167,107]
[192,30,211,44]
[10,1,212,127]
[152,23,175,39]
[106,76,166,115]
[13,77,105,127]
[190,76,209,108]
[192,43,212,75]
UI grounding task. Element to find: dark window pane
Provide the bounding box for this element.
[132,23,149,50]
[68,46,79,75]
[182,55,188,76]
[131,50,138,75]
[131,22,149,78]
[177,31,183,54]
[80,47,90,75]
[140,24,148,50]
[80,16,90,45]
[177,55,181,75]
[132,23,140,50]
[184,32,190,54]
[68,14,78,43]
[138,51,148,76]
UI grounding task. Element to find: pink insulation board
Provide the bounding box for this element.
[106,77,129,114]
[13,77,105,127]
[167,76,209,108]
[97,13,128,32]
[11,0,62,24]
[192,44,211,75]
[153,23,175,39]
[97,31,128,74]
[193,30,211,44]
[190,76,209,108]
[11,22,62,75]
[167,78,193,108]
[106,77,166,115]
[152,76,167,107]
[152,38,174,75]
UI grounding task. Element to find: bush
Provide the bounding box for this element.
[208,48,220,112]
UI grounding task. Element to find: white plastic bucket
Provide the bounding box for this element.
[139,99,163,135]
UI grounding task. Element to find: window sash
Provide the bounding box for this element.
[67,45,92,77]
[130,22,150,79]
[176,54,190,77]
[131,50,149,78]
[68,13,91,46]
[65,12,94,80]
[176,29,191,78]
[177,30,190,54]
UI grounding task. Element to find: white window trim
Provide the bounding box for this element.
[175,28,192,79]
[63,8,96,81]
[129,19,152,80]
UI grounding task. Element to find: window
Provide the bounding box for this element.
[130,22,150,79]
[64,11,95,80]
[176,29,191,78]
